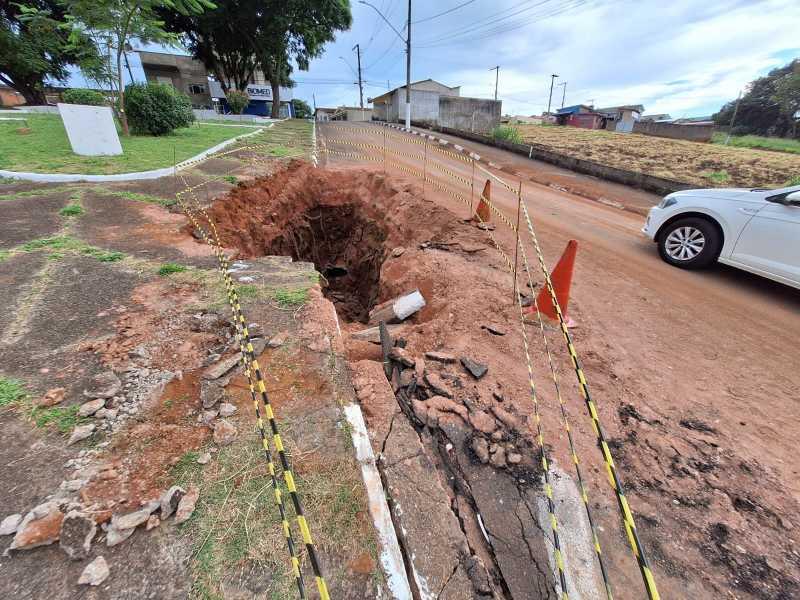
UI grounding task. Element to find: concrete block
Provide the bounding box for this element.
[57,104,122,156]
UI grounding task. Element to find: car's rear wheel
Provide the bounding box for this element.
[657,217,721,269]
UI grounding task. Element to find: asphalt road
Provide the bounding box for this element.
[318,121,800,599]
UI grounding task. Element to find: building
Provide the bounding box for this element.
[555,105,607,129]
[138,50,293,116]
[368,78,501,132]
[597,104,644,133]
[314,106,372,122]
[137,50,213,108]
[640,113,673,123]
[0,84,25,107]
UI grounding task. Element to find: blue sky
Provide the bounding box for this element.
[291,0,800,117]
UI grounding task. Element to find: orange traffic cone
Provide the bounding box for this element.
[473,179,491,223]
[530,239,578,327]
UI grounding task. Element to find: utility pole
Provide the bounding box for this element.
[558,81,567,108]
[359,1,411,128]
[490,65,499,101]
[547,73,559,115]
[724,90,743,145]
[405,0,412,128]
[353,43,364,108]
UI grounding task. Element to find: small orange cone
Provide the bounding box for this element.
[473,179,491,223]
[530,239,578,327]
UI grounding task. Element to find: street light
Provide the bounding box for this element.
[359,0,412,128]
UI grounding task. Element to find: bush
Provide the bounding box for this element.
[491,125,523,144]
[226,89,250,115]
[291,98,312,119]
[62,88,106,106]
[124,82,195,136]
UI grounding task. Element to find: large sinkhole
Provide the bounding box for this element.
[262,203,388,322]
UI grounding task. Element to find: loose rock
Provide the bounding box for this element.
[84,371,122,399]
[213,420,237,446]
[160,486,185,519]
[203,354,241,380]
[78,398,106,417]
[469,411,497,434]
[111,507,152,531]
[481,324,507,336]
[507,453,523,465]
[36,387,66,407]
[200,380,225,409]
[471,437,490,464]
[388,347,415,367]
[9,502,63,551]
[67,424,96,446]
[490,446,507,468]
[0,514,23,536]
[59,511,96,560]
[105,523,135,547]
[424,351,457,364]
[196,452,212,465]
[78,556,109,586]
[146,515,160,530]
[218,402,237,417]
[391,247,406,257]
[267,330,290,348]
[461,357,488,379]
[424,372,453,398]
[175,486,200,524]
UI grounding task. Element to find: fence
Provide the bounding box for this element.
[319,121,662,600]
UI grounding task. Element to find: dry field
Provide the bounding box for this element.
[516,124,800,189]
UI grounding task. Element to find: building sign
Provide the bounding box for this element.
[246,85,273,100]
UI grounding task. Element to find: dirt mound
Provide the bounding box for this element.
[199,161,477,322]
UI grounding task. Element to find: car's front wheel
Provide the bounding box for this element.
[657,217,721,269]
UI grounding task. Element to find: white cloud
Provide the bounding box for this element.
[294,0,800,117]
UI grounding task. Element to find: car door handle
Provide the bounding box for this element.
[739,207,759,215]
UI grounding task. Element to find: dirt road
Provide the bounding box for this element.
[319,122,800,599]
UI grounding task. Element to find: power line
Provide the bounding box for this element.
[411,0,477,24]
[416,0,590,48]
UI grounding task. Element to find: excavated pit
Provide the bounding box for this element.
[256,203,387,322]
[199,161,459,323]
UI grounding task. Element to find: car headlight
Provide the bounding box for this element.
[658,195,678,209]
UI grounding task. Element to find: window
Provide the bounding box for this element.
[188,83,207,95]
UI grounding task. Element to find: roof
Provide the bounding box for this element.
[556,104,595,115]
[368,79,458,104]
[596,104,644,114]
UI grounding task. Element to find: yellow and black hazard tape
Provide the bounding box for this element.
[173,186,308,598]
[174,177,331,600]
[320,148,382,163]
[518,199,660,600]
[514,228,615,599]
[458,196,572,598]
[429,160,472,188]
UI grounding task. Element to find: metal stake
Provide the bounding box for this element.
[422,136,428,200]
[512,181,522,300]
[470,157,476,212]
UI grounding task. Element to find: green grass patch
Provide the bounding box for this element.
[158,262,188,276]
[28,404,85,433]
[222,175,238,184]
[0,175,18,184]
[0,250,10,263]
[105,189,177,207]
[273,287,309,308]
[491,124,523,144]
[83,248,125,262]
[236,284,259,299]
[712,132,800,155]
[22,235,86,252]
[0,114,261,175]
[59,204,83,217]
[0,376,27,407]
[786,175,800,186]
[702,170,731,184]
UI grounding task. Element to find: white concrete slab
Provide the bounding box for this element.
[57,103,122,156]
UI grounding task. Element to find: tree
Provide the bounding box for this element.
[772,72,800,137]
[159,0,351,117]
[0,0,101,104]
[291,98,311,119]
[714,58,799,138]
[64,0,214,135]
[226,89,249,114]
[259,1,352,118]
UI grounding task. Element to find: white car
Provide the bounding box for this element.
[642,185,800,289]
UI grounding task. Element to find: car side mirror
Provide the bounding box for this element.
[787,191,800,205]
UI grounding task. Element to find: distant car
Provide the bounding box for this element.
[642,185,800,289]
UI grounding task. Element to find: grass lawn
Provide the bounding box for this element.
[0,114,261,174]
[711,132,800,155]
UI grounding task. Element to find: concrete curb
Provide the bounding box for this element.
[0,125,268,183]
